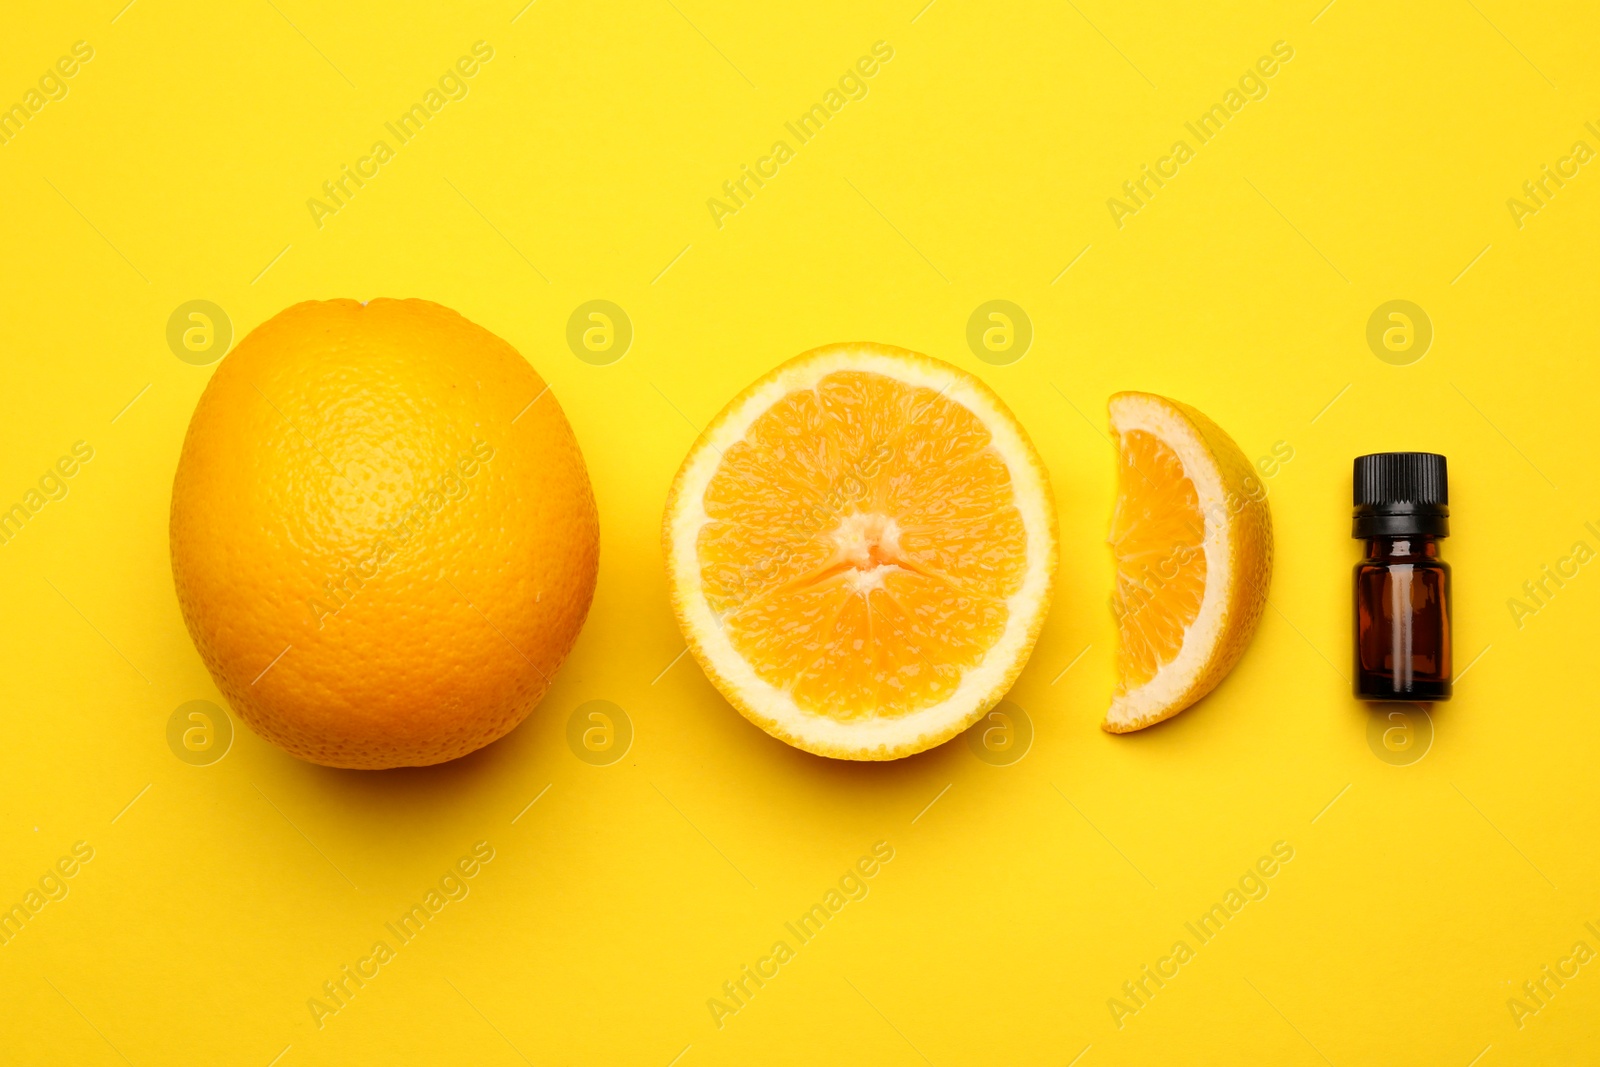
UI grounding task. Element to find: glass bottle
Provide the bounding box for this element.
[1352,453,1451,701]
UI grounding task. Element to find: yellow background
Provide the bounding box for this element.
[3,1,1599,1063]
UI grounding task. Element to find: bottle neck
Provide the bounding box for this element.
[1364,536,1441,562]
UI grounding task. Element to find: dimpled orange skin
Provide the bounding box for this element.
[169,299,598,769]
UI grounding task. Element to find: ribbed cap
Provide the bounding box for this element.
[1352,453,1449,538]
[1354,452,1448,507]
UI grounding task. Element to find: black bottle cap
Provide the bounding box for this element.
[1353,453,1449,538]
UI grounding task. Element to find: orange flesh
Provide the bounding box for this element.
[697,370,1026,721]
[1110,429,1206,691]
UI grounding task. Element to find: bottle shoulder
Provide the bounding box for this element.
[1354,559,1450,575]
[1356,538,1450,568]
[1350,556,1452,572]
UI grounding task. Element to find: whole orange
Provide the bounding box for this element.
[169,299,598,769]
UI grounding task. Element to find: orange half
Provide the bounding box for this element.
[664,343,1057,759]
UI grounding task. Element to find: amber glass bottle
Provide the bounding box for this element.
[1352,453,1451,701]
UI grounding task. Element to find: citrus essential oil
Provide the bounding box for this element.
[1352,453,1452,701]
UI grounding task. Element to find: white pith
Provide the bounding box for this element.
[832,513,903,569]
[1105,394,1232,729]
[666,346,1055,756]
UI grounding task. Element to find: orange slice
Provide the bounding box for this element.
[663,343,1058,760]
[1105,392,1273,732]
